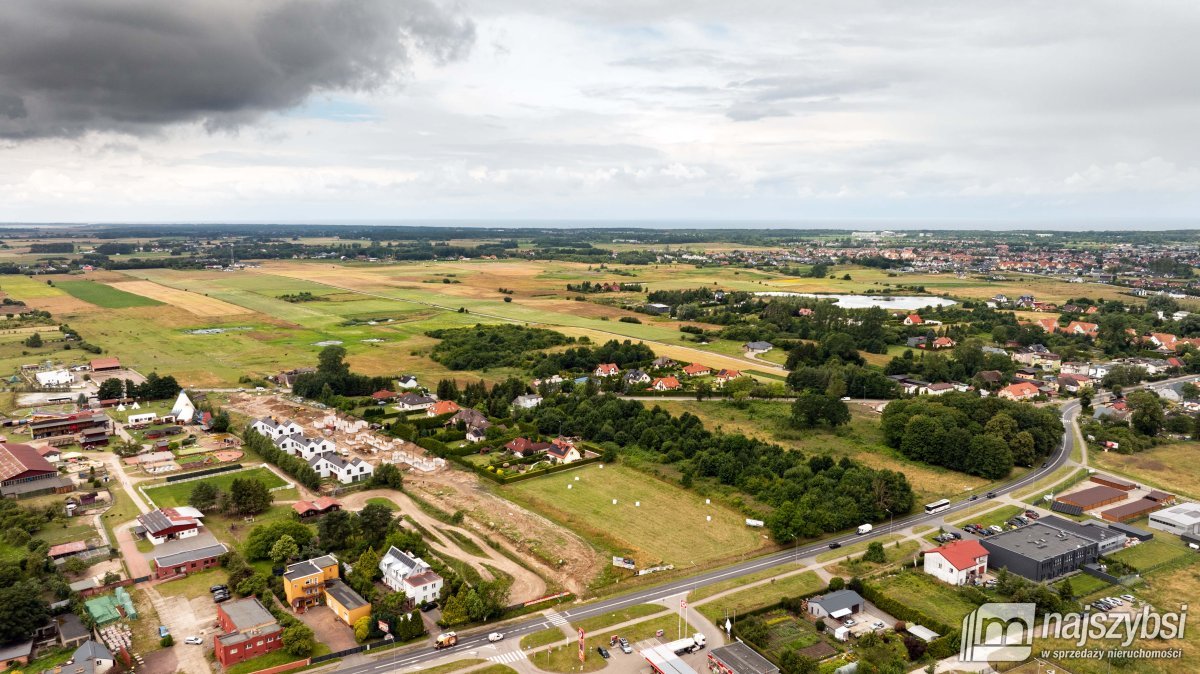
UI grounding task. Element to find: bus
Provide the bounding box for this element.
[924,498,951,515]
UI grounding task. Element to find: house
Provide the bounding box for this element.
[427,400,461,417]
[998,382,1041,401]
[30,412,109,441]
[623,369,651,386]
[906,336,927,348]
[0,442,72,497]
[0,641,32,670]
[251,417,304,440]
[323,579,371,627]
[512,394,543,410]
[714,369,744,386]
[594,363,620,377]
[309,454,373,484]
[153,543,228,579]
[930,336,956,350]
[903,314,923,326]
[396,375,419,389]
[37,445,62,463]
[547,438,581,464]
[925,382,956,396]
[1032,317,1059,333]
[924,539,988,585]
[450,408,491,442]
[379,547,444,605]
[807,589,865,619]
[215,597,283,666]
[292,497,342,518]
[651,356,677,369]
[89,357,121,372]
[56,613,91,650]
[274,433,335,461]
[395,393,436,412]
[976,370,1004,388]
[743,341,774,354]
[370,390,398,403]
[1062,321,1099,337]
[650,376,681,391]
[643,303,672,315]
[505,437,553,458]
[136,507,205,545]
[35,369,73,387]
[531,374,563,388]
[1057,374,1092,394]
[682,363,711,377]
[70,639,116,674]
[283,554,340,611]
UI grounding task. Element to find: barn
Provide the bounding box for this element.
[0,442,73,497]
[89,357,122,372]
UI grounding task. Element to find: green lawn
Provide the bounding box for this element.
[1054,573,1113,600]
[225,643,332,674]
[571,604,666,633]
[57,279,163,308]
[422,660,487,674]
[1107,539,1192,572]
[158,567,229,599]
[697,571,825,625]
[366,497,399,511]
[871,571,981,628]
[142,467,287,507]
[689,562,804,602]
[520,627,566,650]
[828,540,921,578]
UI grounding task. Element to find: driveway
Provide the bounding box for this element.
[143,584,213,674]
[296,605,358,652]
[115,521,151,579]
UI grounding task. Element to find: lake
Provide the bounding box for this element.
[754,292,957,310]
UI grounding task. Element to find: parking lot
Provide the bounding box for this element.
[296,605,358,652]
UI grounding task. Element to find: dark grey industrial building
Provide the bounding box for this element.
[1037,515,1127,554]
[979,522,1099,581]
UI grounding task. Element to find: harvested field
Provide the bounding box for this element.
[107,280,254,316]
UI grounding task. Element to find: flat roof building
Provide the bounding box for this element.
[979,522,1100,582]
[1148,503,1200,537]
[1054,484,1127,512]
[708,642,780,674]
[1090,474,1136,491]
[1037,516,1126,554]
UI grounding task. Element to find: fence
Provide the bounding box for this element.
[163,462,244,483]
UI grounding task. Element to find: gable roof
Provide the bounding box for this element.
[0,442,55,481]
[926,539,988,570]
[811,589,863,613]
[682,363,710,375]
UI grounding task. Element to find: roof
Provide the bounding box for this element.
[284,555,337,581]
[219,597,279,633]
[48,541,88,557]
[1091,474,1136,489]
[324,580,369,611]
[979,522,1098,561]
[810,589,863,614]
[999,382,1040,397]
[908,625,940,642]
[1058,484,1126,508]
[429,400,460,416]
[1037,516,1124,544]
[745,341,774,349]
[396,393,435,405]
[72,640,114,673]
[710,642,779,674]
[926,539,988,570]
[0,641,32,661]
[0,442,56,481]
[90,357,121,369]
[403,570,442,588]
[57,613,90,642]
[1149,503,1200,526]
[381,546,421,574]
[154,543,228,568]
[682,363,710,374]
[137,508,200,535]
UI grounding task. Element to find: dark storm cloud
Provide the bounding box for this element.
[0,0,474,139]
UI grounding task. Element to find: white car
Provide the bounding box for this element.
[1121,594,1136,602]
[842,619,856,627]
[871,621,885,630]
[487,633,504,643]
[185,636,203,645]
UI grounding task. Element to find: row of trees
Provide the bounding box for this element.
[188,477,274,516]
[292,345,393,399]
[96,371,182,401]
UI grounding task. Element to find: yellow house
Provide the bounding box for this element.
[283,554,371,626]
[283,555,340,611]
[323,579,371,627]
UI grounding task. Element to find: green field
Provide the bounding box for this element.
[1107,538,1192,572]
[56,280,162,308]
[571,604,666,632]
[504,463,766,567]
[870,571,981,628]
[697,571,825,625]
[142,467,287,507]
[1092,442,1200,500]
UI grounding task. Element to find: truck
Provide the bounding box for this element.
[662,633,707,655]
[857,523,873,535]
[434,632,458,650]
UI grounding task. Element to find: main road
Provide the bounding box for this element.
[337,375,1194,673]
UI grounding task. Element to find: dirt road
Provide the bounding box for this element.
[339,490,549,603]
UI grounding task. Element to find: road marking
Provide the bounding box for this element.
[546,611,569,627]
[489,650,528,665]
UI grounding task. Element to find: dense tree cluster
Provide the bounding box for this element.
[187,477,273,516]
[425,324,570,370]
[291,345,393,399]
[522,392,914,542]
[529,339,655,377]
[881,393,1063,479]
[96,372,181,401]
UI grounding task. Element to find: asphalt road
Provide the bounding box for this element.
[335,373,1200,673]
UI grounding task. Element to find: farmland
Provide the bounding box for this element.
[870,571,981,627]
[503,463,768,567]
[55,280,162,309]
[696,570,825,625]
[1091,443,1200,499]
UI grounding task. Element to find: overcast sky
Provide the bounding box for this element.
[2,0,1199,225]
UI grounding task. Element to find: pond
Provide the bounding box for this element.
[755,292,957,310]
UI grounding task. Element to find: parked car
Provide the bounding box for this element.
[989,525,1004,534]
[420,602,438,612]
[1024,510,1039,520]
[597,647,611,659]
[620,638,632,654]
[185,636,203,645]
[488,633,504,643]
[158,626,170,639]
[213,593,230,604]
[843,619,857,627]
[1121,594,1136,602]
[871,621,885,630]
[209,585,227,594]
[948,532,962,539]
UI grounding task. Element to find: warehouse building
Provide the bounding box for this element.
[1052,484,1127,514]
[1148,503,1200,537]
[979,522,1099,581]
[1037,516,1127,555]
[1100,491,1175,523]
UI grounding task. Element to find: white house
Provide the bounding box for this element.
[512,394,543,410]
[379,547,444,605]
[546,439,581,465]
[396,375,419,389]
[274,433,335,461]
[251,417,304,440]
[71,640,115,674]
[309,453,374,484]
[35,369,73,387]
[923,539,989,586]
[395,393,436,412]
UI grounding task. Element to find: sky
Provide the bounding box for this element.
[2,0,1200,226]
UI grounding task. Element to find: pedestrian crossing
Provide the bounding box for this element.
[489,650,528,665]
[546,611,569,627]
